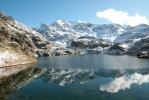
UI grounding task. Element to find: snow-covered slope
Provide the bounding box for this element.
[115,24,149,43]
[93,24,126,42]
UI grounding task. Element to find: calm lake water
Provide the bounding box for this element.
[2,54,149,100]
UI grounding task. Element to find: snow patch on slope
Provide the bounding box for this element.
[0,51,18,65]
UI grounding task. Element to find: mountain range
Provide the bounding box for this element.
[36,20,149,45]
[0,12,149,67]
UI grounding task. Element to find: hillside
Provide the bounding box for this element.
[0,12,52,67]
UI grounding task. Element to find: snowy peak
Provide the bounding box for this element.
[56,19,70,26]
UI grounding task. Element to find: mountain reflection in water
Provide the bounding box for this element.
[1,54,149,100]
[0,65,44,100]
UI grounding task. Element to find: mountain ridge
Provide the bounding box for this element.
[36,20,149,45]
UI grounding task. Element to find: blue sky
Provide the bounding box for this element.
[0,0,148,27]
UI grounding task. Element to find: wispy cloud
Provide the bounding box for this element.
[96,9,149,26]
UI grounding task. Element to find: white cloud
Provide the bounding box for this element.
[96,9,149,26]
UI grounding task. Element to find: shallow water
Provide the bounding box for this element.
[2,54,149,100]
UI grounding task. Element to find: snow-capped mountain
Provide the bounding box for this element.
[36,20,97,46]
[36,20,127,46]
[36,20,149,44]
[36,20,149,50]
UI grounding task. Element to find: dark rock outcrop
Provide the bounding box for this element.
[71,37,110,49]
[107,43,127,55]
[127,38,149,58]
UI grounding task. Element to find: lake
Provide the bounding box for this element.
[2,54,149,100]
